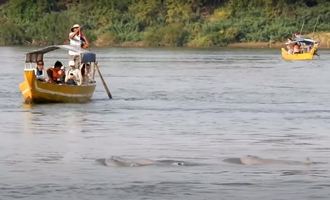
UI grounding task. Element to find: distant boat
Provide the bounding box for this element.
[19,45,97,103]
[281,37,319,61]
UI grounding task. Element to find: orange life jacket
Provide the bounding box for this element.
[50,68,64,80]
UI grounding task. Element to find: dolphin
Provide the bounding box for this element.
[96,156,187,167]
[224,155,315,166]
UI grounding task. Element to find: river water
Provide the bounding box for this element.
[1,46,330,200]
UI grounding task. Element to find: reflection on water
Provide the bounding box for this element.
[1,47,330,199]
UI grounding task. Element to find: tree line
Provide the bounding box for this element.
[0,0,329,47]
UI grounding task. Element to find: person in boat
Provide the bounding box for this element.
[47,61,65,84]
[69,24,89,68]
[293,43,301,54]
[65,60,82,86]
[35,60,47,81]
[293,32,302,40]
[287,45,294,54]
[285,38,294,54]
[306,44,312,52]
[81,63,91,84]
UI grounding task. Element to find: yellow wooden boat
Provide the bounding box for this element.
[19,45,97,104]
[281,46,317,61]
[281,38,319,61]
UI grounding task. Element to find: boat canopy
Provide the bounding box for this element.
[295,38,316,45]
[25,45,95,63]
[285,37,316,45]
[81,52,96,63]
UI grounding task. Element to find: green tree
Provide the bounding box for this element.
[129,0,164,27]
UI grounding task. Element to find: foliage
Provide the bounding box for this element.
[0,18,25,45]
[128,0,164,27]
[187,35,213,47]
[0,0,329,47]
[160,23,189,46]
[143,23,188,47]
[143,26,163,46]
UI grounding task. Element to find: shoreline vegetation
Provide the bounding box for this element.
[0,0,329,48]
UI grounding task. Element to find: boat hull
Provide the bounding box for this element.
[19,70,96,104]
[281,47,317,61]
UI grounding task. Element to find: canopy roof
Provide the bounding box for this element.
[295,38,316,45]
[25,45,96,63]
[286,37,317,45]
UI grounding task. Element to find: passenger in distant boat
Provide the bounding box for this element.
[286,38,293,43]
[293,32,302,39]
[47,61,65,84]
[305,44,312,53]
[293,43,301,54]
[35,60,47,81]
[65,60,82,86]
[287,45,294,54]
[285,38,294,54]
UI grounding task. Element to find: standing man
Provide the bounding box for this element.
[69,24,89,67]
[69,24,89,49]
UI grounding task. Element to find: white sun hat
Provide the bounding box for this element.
[71,24,80,31]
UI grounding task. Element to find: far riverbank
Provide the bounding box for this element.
[91,32,330,49]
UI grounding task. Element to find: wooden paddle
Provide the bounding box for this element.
[95,63,112,99]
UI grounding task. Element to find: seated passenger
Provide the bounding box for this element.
[293,43,301,54]
[65,60,82,85]
[286,44,293,54]
[47,61,65,83]
[81,63,91,83]
[35,60,47,81]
